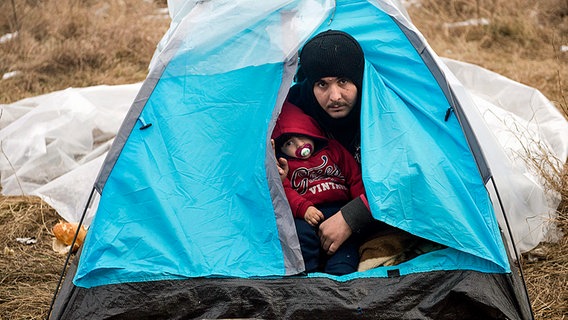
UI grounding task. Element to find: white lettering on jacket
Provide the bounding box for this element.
[290,155,345,195]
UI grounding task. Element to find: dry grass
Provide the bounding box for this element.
[0,0,567,319]
[522,219,568,318]
[408,0,568,114]
[0,0,169,104]
[409,1,568,319]
[0,196,66,319]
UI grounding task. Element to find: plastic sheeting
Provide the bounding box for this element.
[442,58,568,253]
[0,84,140,224]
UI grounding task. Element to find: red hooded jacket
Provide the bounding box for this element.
[272,102,366,219]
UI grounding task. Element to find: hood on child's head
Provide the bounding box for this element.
[272,101,328,150]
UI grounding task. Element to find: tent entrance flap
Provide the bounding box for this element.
[74,63,302,288]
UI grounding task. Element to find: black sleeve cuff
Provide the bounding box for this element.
[341,197,373,234]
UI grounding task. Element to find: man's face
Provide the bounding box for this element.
[313,77,357,119]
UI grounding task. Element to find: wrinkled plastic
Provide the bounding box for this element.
[442,58,568,253]
[0,84,140,224]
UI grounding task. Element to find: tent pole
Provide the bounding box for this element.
[45,187,96,320]
[489,177,535,320]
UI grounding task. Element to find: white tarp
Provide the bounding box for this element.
[442,58,568,253]
[0,84,141,224]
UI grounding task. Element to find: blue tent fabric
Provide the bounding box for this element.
[75,63,304,287]
[361,63,508,272]
[73,0,510,288]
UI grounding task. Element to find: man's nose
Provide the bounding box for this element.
[328,84,342,101]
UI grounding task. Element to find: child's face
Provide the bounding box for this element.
[280,135,315,159]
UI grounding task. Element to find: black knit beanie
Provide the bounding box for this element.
[298,30,364,91]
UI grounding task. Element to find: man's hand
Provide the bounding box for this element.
[304,206,324,226]
[318,211,352,255]
[271,139,289,180]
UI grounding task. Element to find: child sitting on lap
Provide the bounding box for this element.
[272,101,367,275]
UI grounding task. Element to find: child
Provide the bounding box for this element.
[272,101,366,275]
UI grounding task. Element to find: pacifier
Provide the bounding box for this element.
[295,143,313,158]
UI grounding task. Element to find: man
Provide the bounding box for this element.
[281,30,380,257]
[288,29,364,161]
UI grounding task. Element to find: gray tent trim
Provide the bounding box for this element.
[390,17,492,183]
[94,63,167,194]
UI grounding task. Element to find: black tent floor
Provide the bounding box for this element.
[51,269,531,320]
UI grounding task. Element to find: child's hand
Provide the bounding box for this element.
[304,206,324,226]
[276,157,289,181]
[271,139,289,180]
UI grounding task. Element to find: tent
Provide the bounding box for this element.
[2,7,567,256]
[41,0,555,318]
